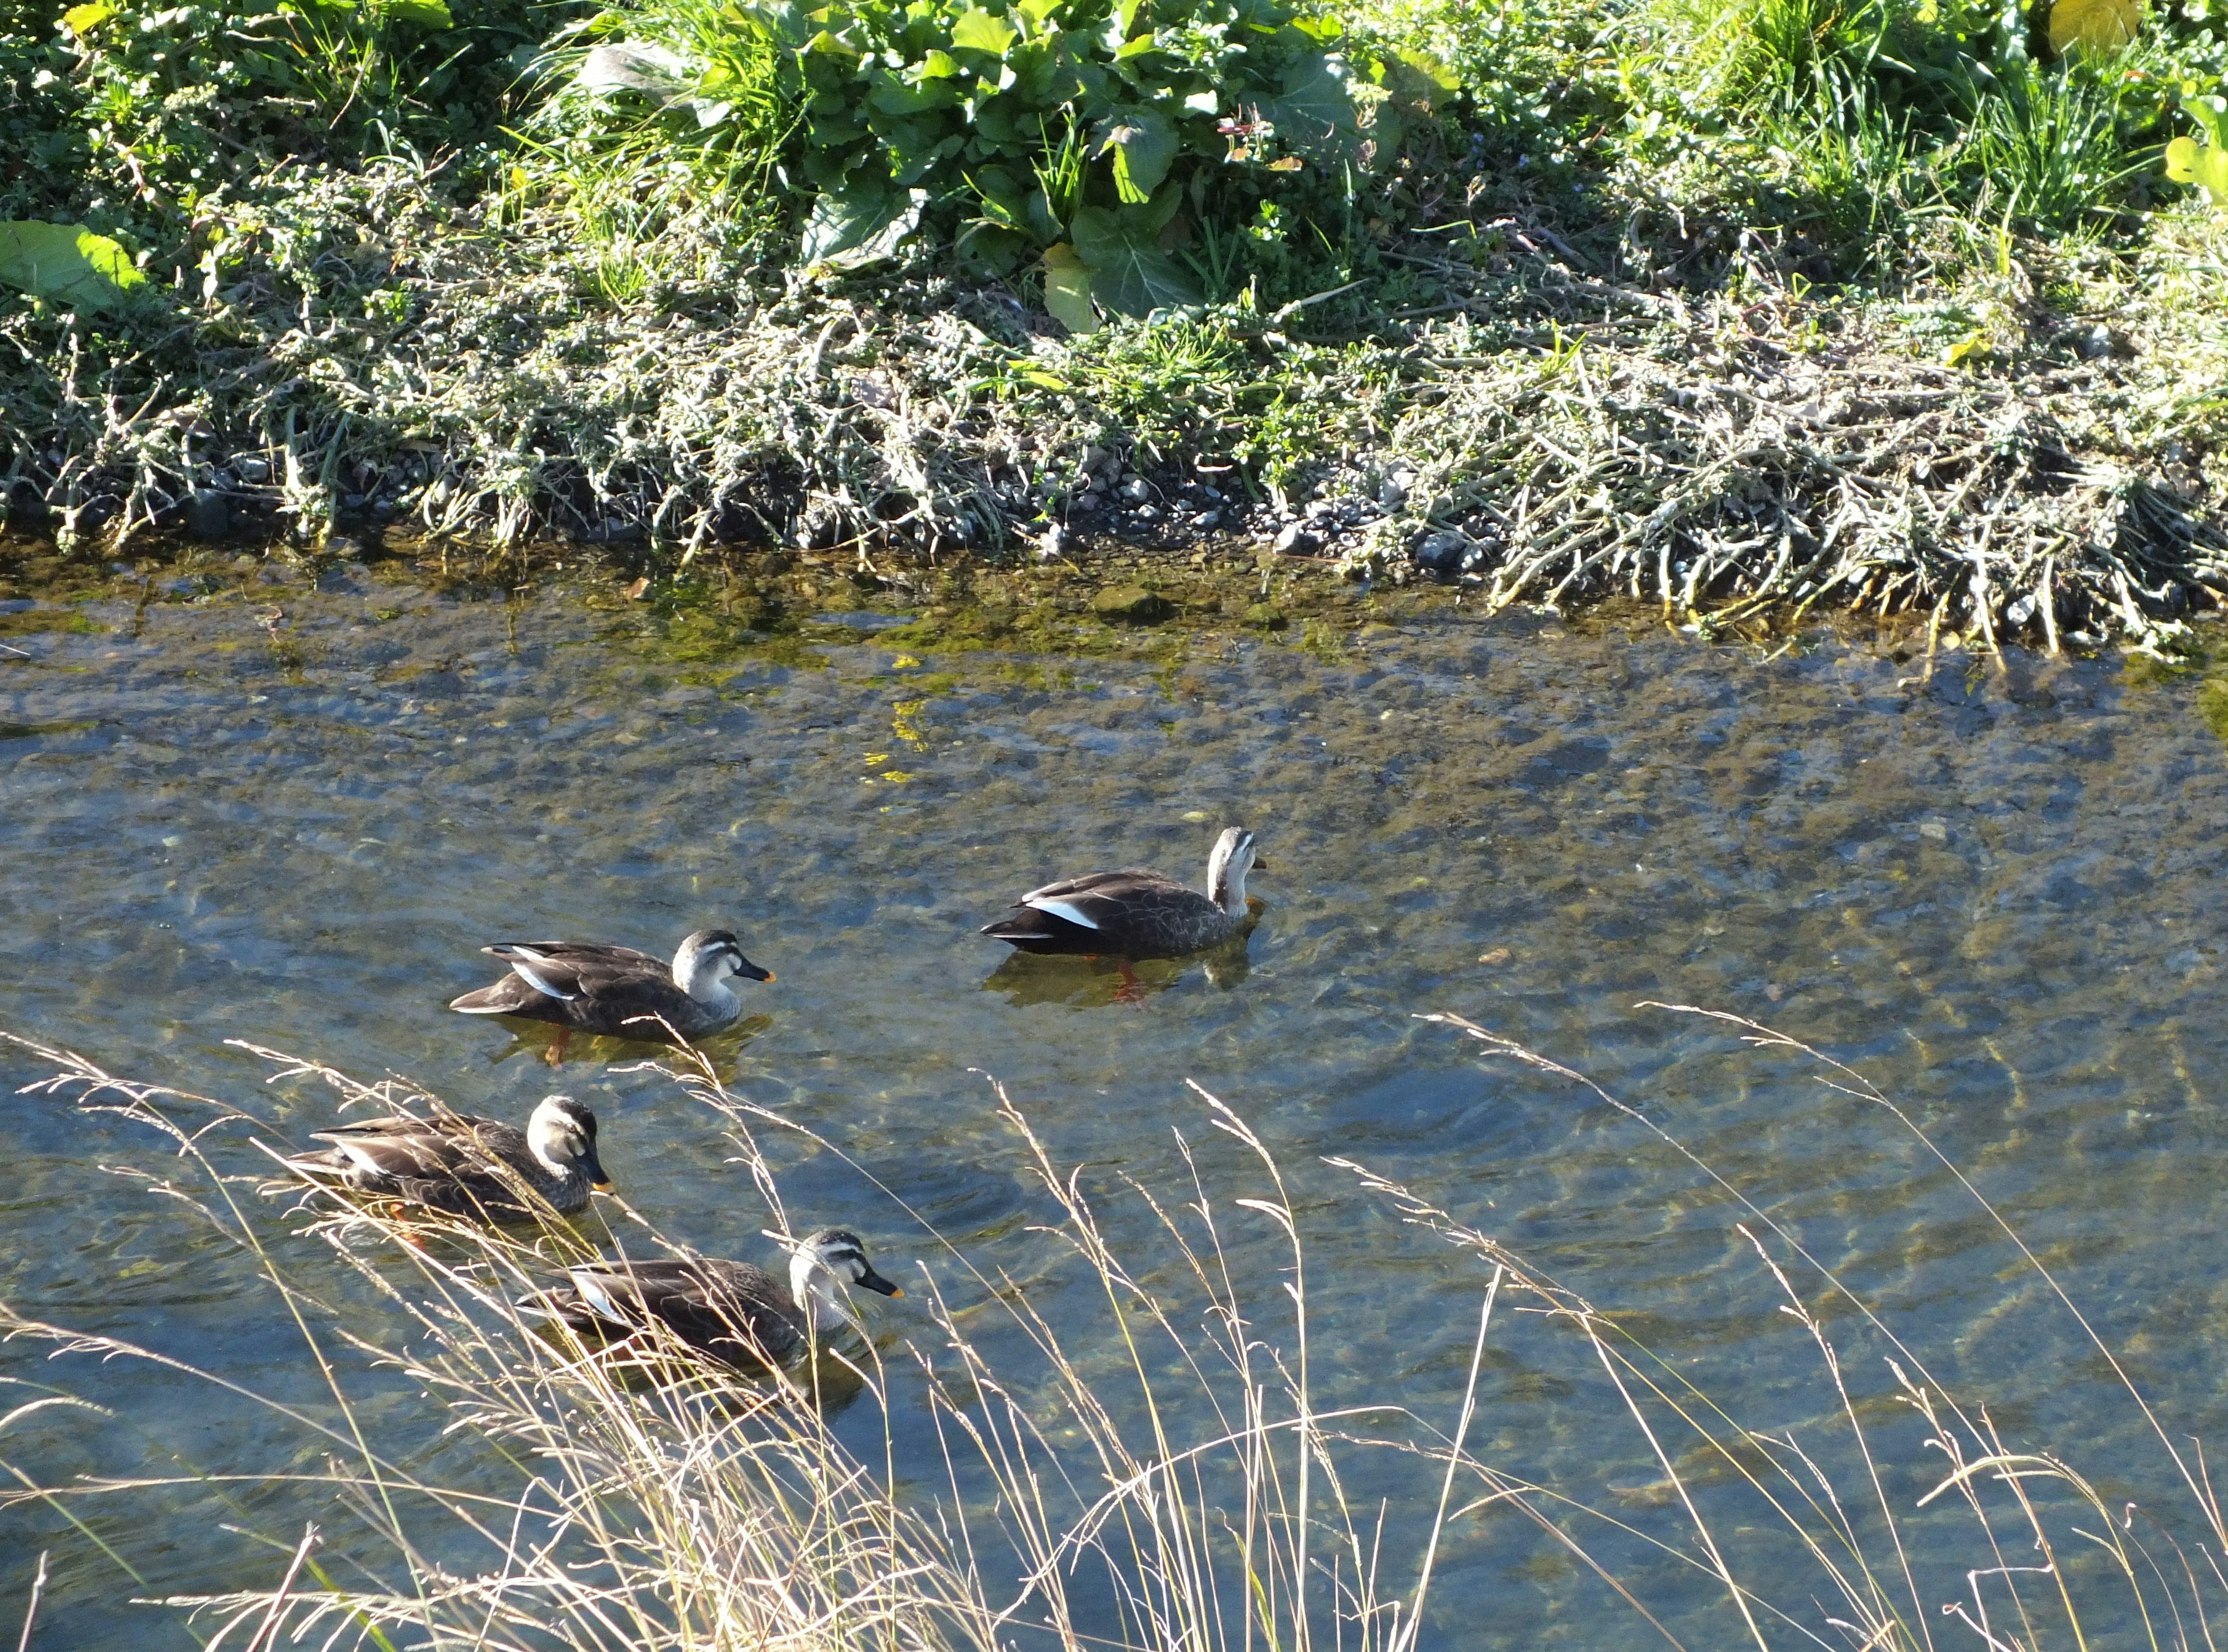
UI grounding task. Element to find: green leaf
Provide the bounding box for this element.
[1257,51,1359,158]
[0,222,146,313]
[1070,204,1200,317]
[1041,240,1098,335]
[868,75,953,114]
[2166,135,2228,205]
[375,0,451,28]
[800,187,925,267]
[2046,0,2138,53]
[60,2,113,34]
[949,9,1016,55]
[1096,106,1177,204]
[1383,45,1458,106]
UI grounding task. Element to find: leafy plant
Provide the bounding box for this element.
[38,0,544,225]
[744,0,1452,321]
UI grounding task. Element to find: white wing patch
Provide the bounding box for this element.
[330,1139,391,1175]
[507,953,578,1000]
[571,1272,625,1324]
[1025,897,1101,930]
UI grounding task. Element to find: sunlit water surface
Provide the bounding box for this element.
[3,571,2226,1647]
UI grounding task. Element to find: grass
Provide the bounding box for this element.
[2,0,2227,646]
[5,1008,2228,1649]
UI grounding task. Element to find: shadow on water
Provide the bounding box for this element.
[469,1011,776,1073]
[979,932,1256,1006]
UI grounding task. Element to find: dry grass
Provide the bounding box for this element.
[4,159,2227,653]
[2,1011,2226,1650]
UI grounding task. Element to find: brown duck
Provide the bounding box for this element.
[281,1093,610,1223]
[449,927,772,1062]
[981,826,1264,960]
[527,1228,903,1369]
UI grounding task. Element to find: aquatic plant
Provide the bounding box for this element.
[5,1012,2227,1649]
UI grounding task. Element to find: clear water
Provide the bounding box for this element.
[5,567,2227,1647]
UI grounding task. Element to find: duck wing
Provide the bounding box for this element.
[294,1116,544,1217]
[983,867,1217,955]
[538,1258,800,1364]
[486,942,667,1002]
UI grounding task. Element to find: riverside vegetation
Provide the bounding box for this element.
[2,0,2228,645]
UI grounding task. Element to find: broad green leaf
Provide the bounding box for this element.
[800,187,924,267]
[377,0,451,29]
[1096,106,1177,204]
[949,9,1015,55]
[2047,0,2137,53]
[0,221,146,313]
[1257,51,1359,158]
[1041,241,1098,335]
[869,75,953,113]
[61,2,113,34]
[1384,45,1458,106]
[1070,204,1200,317]
[920,48,959,76]
[2166,135,2228,205]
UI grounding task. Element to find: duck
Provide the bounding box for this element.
[527,1227,903,1369]
[449,927,773,1063]
[281,1093,610,1223]
[981,826,1264,960]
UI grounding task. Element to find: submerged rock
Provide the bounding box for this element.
[1092,586,1173,624]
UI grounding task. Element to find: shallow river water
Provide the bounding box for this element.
[3,566,2227,1648]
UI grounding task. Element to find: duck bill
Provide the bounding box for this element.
[859,1266,904,1299]
[587,1151,614,1193]
[737,957,775,983]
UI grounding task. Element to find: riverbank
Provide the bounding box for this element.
[8,209,2228,656]
[9,0,2228,652]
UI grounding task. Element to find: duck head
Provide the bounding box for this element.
[787,1226,903,1332]
[1206,827,1263,914]
[528,1094,611,1191]
[671,928,775,1002]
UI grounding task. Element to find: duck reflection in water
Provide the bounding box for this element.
[480,1013,775,1073]
[983,932,1257,1006]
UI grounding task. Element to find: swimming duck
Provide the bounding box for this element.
[282,1093,610,1223]
[449,927,772,1062]
[981,826,1264,960]
[527,1227,902,1369]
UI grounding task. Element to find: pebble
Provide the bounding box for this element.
[1415,530,1471,575]
[1119,478,1151,503]
[1274,523,1321,555]
[235,457,273,484]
